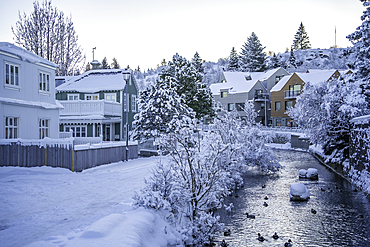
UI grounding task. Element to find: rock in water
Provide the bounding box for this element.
[289,183,310,201]
[306,168,318,180]
[299,169,307,178]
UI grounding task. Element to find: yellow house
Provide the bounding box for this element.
[270,70,343,127]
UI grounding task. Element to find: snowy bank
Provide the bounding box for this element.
[0,156,183,247]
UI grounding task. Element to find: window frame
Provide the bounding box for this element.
[39,71,50,93]
[5,116,19,139]
[64,125,87,137]
[275,101,281,111]
[285,100,293,110]
[104,93,116,102]
[5,62,20,88]
[131,95,137,112]
[85,94,99,100]
[39,118,50,139]
[68,94,79,101]
[221,91,228,98]
[228,103,234,111]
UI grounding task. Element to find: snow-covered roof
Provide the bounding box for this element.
[210,69,282,95]
[296,70,337,85]
[0,42,58,69]
[0,97,63,109]
[56,69,132,93]
[270,69,338,92]
[270,76,291,92]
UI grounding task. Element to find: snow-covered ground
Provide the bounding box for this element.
[0,156,183,247]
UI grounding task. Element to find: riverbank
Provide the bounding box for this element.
[268,141,370,196]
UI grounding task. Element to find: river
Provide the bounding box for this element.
[216,150,370,247]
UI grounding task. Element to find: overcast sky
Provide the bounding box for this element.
[0,0,365,71]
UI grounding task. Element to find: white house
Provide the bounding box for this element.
[0,42,61,139]
[210,67,289,125]
[56,68,138,142]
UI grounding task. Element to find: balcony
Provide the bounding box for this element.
[254,94,269,101]
[284,90,301,99]
[59,100,121,117]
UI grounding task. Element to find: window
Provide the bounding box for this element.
[124,93,129,111]
[85,94,99,100]
[105,93,116,102]
[131,95,137,112]
[261,103,265,110]
[39,119,49,139]
[221,91,228,98]
[228,103,234,111]
[275,101,281,111]
[5,117,18,139]
[39,72,50,92]
[285,101,293,110]
[275,75,284,84]
[65,125,87,137]
[68,94,79,101]
[235,103,244,111]
[5,63,19,86]
[289,84,301,92]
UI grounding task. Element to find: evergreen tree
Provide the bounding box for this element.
[111,57,120,69]
[228,47,240,71]
[347,0,370,106]
[85,62,91,72]
[161,59,166,67]
[191,51,204,74]
[131,81,194,142]
[101,56,109,69]
[240,32,266,72]
[292,22,311,50]
[160,53,214,119]
[289,48,297,68]
[270,53,280,69]
[12,0,85,76]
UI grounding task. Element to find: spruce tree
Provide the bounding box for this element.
[289,48,297,68]
[228,47,240,71]
[160,53,214,119]
[270,53,280,69]
[101,56,109,69]
[292,22,311,50]
[111,57,120,69]
[240,32,266,72]
[191,51,204,74]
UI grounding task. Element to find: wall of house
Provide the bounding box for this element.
[122,76,138,140]
[0,53,59,139]
[264,68,290,92]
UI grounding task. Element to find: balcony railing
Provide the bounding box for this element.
[59,100,121,117]
[254,94,269,101]
[284,90,301,99]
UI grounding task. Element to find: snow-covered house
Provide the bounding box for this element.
[210,67,289,125]
[270,69,341,127]
[56,68,138,142]
[0,42,61,139]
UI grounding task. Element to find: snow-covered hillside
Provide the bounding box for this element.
[133,48,355,90]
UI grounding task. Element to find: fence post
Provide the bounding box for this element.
[71,138,74,172]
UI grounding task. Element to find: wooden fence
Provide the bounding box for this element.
[0,138,138,172]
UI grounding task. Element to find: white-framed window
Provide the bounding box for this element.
[124,93,129,111]
[221,91,228,98]
[85,94,99,100]
[39,119,49,139]
[64,125,87,137]
[105,93,116,102]
[228,103,234,111]
[39,72,50,92]
[68,94,79,101]
[131,95,137,112]
[275,101,281,111]
[5,63,19,86]
[5,116,19,139]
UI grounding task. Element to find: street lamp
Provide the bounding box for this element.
[122,72,130,161]
[261,93,269,127]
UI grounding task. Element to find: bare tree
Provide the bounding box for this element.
[12,0,85,76]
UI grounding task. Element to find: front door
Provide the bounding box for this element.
[106,126,110,141]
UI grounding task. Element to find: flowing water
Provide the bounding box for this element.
[216,150,370,247]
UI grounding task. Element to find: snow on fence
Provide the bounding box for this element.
[0,138,138,172]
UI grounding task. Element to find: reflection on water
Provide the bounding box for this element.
[216,150,370,247]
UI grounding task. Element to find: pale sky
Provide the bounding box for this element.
[0,0,365,71]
